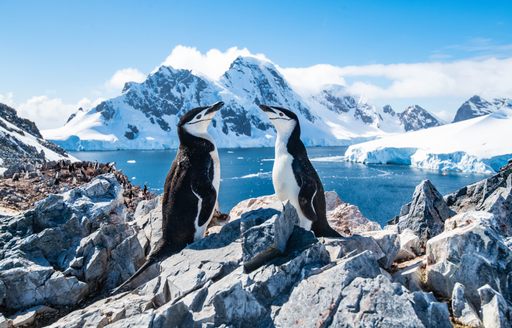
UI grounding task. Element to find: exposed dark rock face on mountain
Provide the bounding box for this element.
[399,105,443,131]
[47,57,446,150]
[452,95,512,123]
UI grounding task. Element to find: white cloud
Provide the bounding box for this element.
[105,68,146,90]
[16,96,78,129]
[159,45,270,80]
[280,57,512,103]
[0,92,15,106]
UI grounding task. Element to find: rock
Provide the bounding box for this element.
[331,274,426,327]
[228,194,282,221]
[274,251,382,327]
[241,201,298,272]
[360,229,400,269]
[445,161,512,237]
[444,211,496,231]
[0,174,147,311]
[396,228,423,261]
[229,191,381,237]
[324,190,342,211]
[320,235,385,263]
[425,218,512,309]
[326,201,381,236]
[0,315,8,328]
[392,257,425,292]
[452,283,483,328]
[392,180,455,248]
[478,285,511,328]
[11,305,57,327]
[410,291,452,328]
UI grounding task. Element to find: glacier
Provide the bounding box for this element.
[345,109,512,173]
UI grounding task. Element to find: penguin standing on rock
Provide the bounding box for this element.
[111,101,224,294]
[259,104,340,237]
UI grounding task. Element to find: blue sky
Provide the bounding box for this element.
[1,0,512,128]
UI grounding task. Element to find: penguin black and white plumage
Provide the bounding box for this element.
[111,101,224,294]
[259,104,340,237]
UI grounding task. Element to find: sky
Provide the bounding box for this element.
[1,0,512,128]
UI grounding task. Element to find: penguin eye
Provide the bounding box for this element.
[279,113,284,117]
[196,114,202,119]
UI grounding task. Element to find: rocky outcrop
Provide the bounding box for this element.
[0,174,157,318]
[445,159,512,237]
[229,191,381,237]
[1,178,451,327]
[0,160,150,214]
[390,179,455,251]
[392,162,512,328]
[2,161,512,327]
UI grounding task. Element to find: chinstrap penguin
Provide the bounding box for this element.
[259,104,340,237]
[111,101,224,294]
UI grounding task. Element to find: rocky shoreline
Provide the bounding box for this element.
[0,160,511,327]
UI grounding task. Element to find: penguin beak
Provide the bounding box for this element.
[258,104,276,114]
[205,101,224,115]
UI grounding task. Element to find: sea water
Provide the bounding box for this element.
[71,147,489,226]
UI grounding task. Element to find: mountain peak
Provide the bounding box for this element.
[399,105,442,131]
[452,95,494,123]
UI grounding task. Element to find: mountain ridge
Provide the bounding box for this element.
[45,56,447,150]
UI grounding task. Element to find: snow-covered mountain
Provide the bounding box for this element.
[452,95,512,123]
[44,56,442,150]
[398,105,443,131]
[345,109,512,173]
[0,103,74,176]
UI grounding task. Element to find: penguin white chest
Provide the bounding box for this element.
[273,150,300,203]
[210,147,221,194]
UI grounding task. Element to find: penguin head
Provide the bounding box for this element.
[259,105,298,136]
[178,101,224,137]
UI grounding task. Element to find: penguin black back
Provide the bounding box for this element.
[111,102,223,295]
[260,105,340,238]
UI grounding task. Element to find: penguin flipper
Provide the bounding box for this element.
[297,175,320,223]
[192,181,217,227]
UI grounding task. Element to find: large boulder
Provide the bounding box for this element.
[425,212,512,315]
[390,180,455,249]
[0,174,149,313]
[445,160,512,237]
[452,282,483,327]
[241,201,298,272]
[229,191,381,237]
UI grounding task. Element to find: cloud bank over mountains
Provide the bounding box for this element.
[2,45,512,129]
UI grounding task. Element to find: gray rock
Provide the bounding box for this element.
[0,314,8,328]
[411,291,452,328]
[396,228,423,261]
[478,285,511,328]
[392,257,424,292]
[393,180,455,248]
[426,219,512,309]
[445,161,512,237]
[332,275,426,328]
[452,283,483,328]
[241,201,298,272]
[0,174,146,311]
[320,234,385,263]
[274,251,381,327]
[360,229,400,269]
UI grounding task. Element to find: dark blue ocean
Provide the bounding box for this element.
[71,147,488,226]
